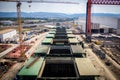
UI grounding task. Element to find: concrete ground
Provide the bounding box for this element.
[77,35,117,80]
[1,62,24,80]
[25,32,48,58]
[1,32,118,80]
[0,44,18,58]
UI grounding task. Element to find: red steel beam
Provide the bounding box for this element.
[86,0,92,42]
[91,0,120,5]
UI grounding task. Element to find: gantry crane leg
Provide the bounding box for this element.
[86,0,91,42]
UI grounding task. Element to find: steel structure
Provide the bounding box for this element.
[16,1,25,60]
[92,0,120,5]
[86,0,120,42]
[0,0,79,4]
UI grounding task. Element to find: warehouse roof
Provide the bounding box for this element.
[46,34,55,38]
[18,57,44,76]
[66,30,72,34]
[75,58,99,76]
[69,38,79,43]
[0,29,16,35]
[42,38,53,44]
[71,45,85,54]
[50,29,56,31]
[35,45,50,54]
[49,31,56,34]
[67,34,75,38]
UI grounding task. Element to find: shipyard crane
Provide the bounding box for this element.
[0,0,79,61]
[86,0,120,42]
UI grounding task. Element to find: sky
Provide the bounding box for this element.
[0,0,120,14]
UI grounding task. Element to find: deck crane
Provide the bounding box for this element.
[0,0,79,61]
[86,0,120,42]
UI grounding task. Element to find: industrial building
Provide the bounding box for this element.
[74,20,116,34]
[91,24,115,34]
[24,20,40,24]
[17,27,99,80]
[117,19,120,35]
[75,15,120,35]
[117,29,120,35]
[0,29,17,42]
[0,20,14,26]
[117,19,120,29]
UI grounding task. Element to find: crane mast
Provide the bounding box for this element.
[16,1,26,60]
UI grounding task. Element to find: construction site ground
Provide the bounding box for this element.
[76,34,120,80]
[93,34,120,79]
[0,32,120,80]
[0,32,48,80]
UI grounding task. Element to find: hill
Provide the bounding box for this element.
[0,12,120,18]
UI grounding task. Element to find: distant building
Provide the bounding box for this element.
[117,19,120,35]
[0,20,14,26]
[24,20,39,24]
[91,16,118,29]
[91,23,100,29]
[117,19,120,29]
[0,29,17,42]
[91,23,100,33]
[117,29,120,35]
[99,25,109,33]
[75,16,120,34]
[22,23,38,28]
[78,16,119,29]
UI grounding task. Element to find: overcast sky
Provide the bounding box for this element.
[0,0,120,14]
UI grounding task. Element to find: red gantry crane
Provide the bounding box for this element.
[0,0,79,60]
[86,0,120,42]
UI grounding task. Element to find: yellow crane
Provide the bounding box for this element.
[17,1,27,61]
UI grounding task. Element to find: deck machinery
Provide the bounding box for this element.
[17,27,99,80]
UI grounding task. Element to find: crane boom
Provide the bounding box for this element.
[0,0,79,4]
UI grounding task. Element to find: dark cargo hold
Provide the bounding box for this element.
[49,46,71,54]
[39,59,78,80]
